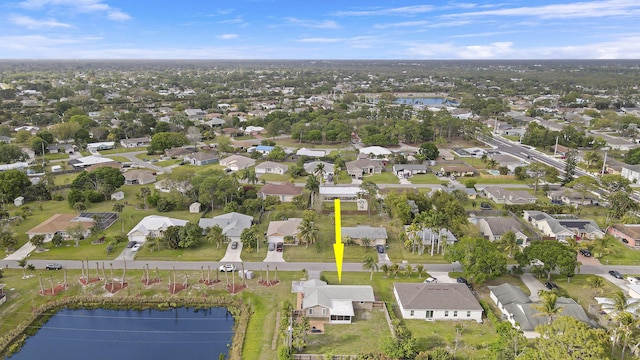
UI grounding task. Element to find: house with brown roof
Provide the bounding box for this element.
[27,214,95,241]
[607,224,640,248]
[394,283,483,323]
[258,182,302,202]
[123,170,156,185]
[266,218,303,244]
[164,147,196,158]
[346,159,384,178]
[219,155,255,171]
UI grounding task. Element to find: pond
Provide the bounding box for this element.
[10,307,234,360]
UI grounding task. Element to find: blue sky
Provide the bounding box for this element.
[1,0,639,59]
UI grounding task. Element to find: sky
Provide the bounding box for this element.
[1,0,640,59]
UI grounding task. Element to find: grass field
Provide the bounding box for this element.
[44,153,69,161]
[409,174,447,184]
[366,172,399,184]
[100,147,147,155]
[257,173,290,182]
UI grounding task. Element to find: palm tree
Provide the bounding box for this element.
[206,225,227,249]
[18,257,28,279]
[241,168,258,185]
[415,264,427,279]
[138,187,151,208]
[498,231,518,258]
[405,264,413,278]
[297,218,318,248]
[617,311,640,360]
[534,291,563,324]
[592,235,615,259]
[112,202,125,233]
[380,264,390,278]
[390,263,400,279]
[583,151,602,170]
[314,162,325,180]
[362,254,378,282]
[585,276,605,297]
[604,290,638,316]
[359,180,379,218]
[305,175,320,208]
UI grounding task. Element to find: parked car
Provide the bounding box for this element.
[544,282,559,290]
[479,202,492,210]
[276,242,284,252]
[609,270,624,279]
[230,241,238,249]
[268,242,276,251]
[126,241,137,249]
[456,277,468,284]
[131,244,141,252]
[376,245,385,254]
[45,263,63,270]
[218,264,236,272]
[424,277,438,284]
[579,249,592,257]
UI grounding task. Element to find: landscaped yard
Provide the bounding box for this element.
[409,174,447,184]
[597,239,640,266]
[44,153,69,161]
[548,274,620,314]
[257,173,290,182]
[100,146,147,155]
[366,172,399,184]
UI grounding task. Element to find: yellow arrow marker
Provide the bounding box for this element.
[333,198,344,283]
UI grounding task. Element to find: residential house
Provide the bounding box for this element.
[184,152,218,166]
[266,218,303,244]
[123,170,156,185]
[258,182,302,202]
[127,215,188,243]
[255,161,288,175]
[482,186,537,205]
[440,187,477,200]
[342,225,388,246]
[394,283,483,323]
[296,148,325,158]
[27,214,95,241]
[523,210,604,241]
[550,144,570,157]
[47,144,74,154]
[475,217,528,244]
[86,141,115,151]
[303,161,334,177]
[440,164,475,177]
[490,283,596,338]
[319,186,364,201]
[69,155,117,169]
[346,159,384,178]
[204,118,225,127]
[438,149,455,161]
[607,224,640,248]
[120,137,151,148]
[547,188,599,207]
[292,279,375,324]
[219,155,256,172]
[392,164,429,177]
[621,164,640,183]
[198,212,253,242]
[489,154,526,172]
[184,109,206,121]
[404,226,457,246]
[359,146,392,157]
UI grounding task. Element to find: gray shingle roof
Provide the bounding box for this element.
[342,225,388,240]
[394,283,482,311]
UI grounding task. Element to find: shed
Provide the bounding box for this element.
[13,196,24,207]
[51,165,62,173]
[110,191,125,201]
[189,202,202,213]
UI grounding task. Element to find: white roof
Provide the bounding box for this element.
[359,146,392,156]
[127,215,188,238]
[72,155,115,167]
[243,126,264,133]
[0,162,28,171]
[87,141,115,149]
[296,148,326,157]
[319,186,364,197]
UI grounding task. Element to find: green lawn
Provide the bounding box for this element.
[257,173,290,182]
[409,174,447,184]
[597,239,640,266]
[548,274,620,314]
[472,176,529,185]
[44,153,69,161]
[155,159,182,167]
[366,172,399,184]
[100,147,147,155]
[106,155,130,163]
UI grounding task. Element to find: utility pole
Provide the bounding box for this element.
[601,151,608,175]
[554,136,559,156]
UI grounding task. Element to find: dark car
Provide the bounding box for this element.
[545,282,559,290]
[579,249,592,257]
[376,245,385,254]
[126,241,137,249]
[276,242,284,252]
[609,270,624,279]
[479,202,492,210]
[456,277,468,284]
[230,241,238,250]
[268,242,276,251]
[45,263,63,270]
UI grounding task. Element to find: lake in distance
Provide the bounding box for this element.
[10,307,234,360]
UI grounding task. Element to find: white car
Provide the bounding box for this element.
[424,277,438,283]
[131,243,141,252]
[218,264,236,272]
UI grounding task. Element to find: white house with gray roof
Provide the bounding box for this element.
[292,279,375,324]
[342,225,388,246]
[198,212,253,242]
[490,283,596,338]
[404,226,457,246]
[475,217,528,244]
[523,210,604,241]
[394,283,483,323]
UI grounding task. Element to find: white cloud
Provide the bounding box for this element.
[449,31,522,39]
[217,34,238,40]
[296,38,342,43]
[445,0,640,20]
[334,5,434,17]
[9,14,71,29]
[373,21,430,29]
[18,0,131,21]
[283,17,340,29]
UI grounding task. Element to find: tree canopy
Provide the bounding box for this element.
[522,240,578,281]
[444,237,507,285]
[148,132,188,154]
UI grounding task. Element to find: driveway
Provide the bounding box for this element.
[521,273,548,301]
[3,243,35,261]
[220,241,243,263]
[427,271,456,283]
[115,247,138,261]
